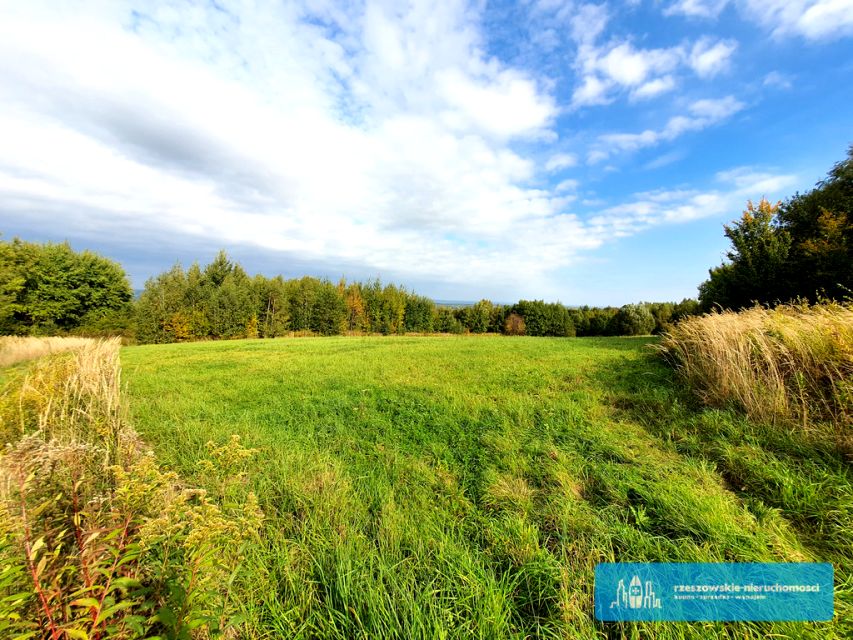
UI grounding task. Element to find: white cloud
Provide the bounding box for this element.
[689,37,737,77]
[630,75,677,100]
[598,43,682,86]
[587,167,797,234]
[0,0,819,302]
[0,0,595,296]
[587,149,610,164]
[644,150,687,170]
[569,27,736,107]
[666,1,853,40]
[437,68,556,139]
[763,70,793,89]
[555,178,580,192]
[571,71,613,107]
[664,0,730,18]
[715,166,798,193]
[545,153,579,171]
[687,95,744,119]
[591,96,745,161]
[570,3,610,45]
[750,0,853,40]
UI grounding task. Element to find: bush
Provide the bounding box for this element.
[504,313,526,336]
[510,301,575,337]
[609,304,655,336]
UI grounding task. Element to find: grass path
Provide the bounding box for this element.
[121,336,852,638]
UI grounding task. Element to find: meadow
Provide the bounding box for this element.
[119,335,852,639]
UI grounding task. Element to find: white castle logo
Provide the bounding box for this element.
[610,575,662,610]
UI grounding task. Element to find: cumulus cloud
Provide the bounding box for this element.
[664,0,730,18]
[545,153,579,171]
[568,25,738,107]
[0,0,816,302]
[689,37,737,77]
[572,40,685,107]
[0,0,588,297]
[630,75,677,100]
[666,0,853,40]
[569,3,610,44]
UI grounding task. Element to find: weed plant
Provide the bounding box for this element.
[0,339,262,639]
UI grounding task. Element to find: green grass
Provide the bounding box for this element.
[121,335,852,639]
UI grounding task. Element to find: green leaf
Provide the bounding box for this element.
[95,600,135,625]
[70,598,100,609]
[110,577,142,591]
[29,538,45,556]
[155,606,177,629]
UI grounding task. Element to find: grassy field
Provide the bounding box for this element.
[121,335,852,639]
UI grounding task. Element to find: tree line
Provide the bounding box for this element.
[0,240,698,342]
[133,251,698,342]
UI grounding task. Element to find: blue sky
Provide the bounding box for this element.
[1,1,851,305]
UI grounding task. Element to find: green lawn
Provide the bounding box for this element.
[121,336,852,639]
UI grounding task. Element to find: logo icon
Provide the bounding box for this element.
[610,575,662,610]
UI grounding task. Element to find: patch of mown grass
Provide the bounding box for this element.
[122,336,852,638]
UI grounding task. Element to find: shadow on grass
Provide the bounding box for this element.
[588,346,853,571]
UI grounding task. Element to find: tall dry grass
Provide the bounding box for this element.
[659,303,852,453]
[1,337,128,452]
[0,336,95,367]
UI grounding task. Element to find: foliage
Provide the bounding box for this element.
[503,312,526,335]
[608,303,656,336]
[435,307,464,334]
[509,300,575,337]
[778,146,853,302]
[0,238,132,335]
[0,238,701,344]
[0,339,262,638]
[700,147,853,309]
[569,307,608,336]
[134,256,453,342]
[699,199,791,310]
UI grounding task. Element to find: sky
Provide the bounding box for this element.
[1,0,851,305]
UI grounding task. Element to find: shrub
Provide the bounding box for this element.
[504,313,526,336]
[510,301,575,336]
[609,304,655,336]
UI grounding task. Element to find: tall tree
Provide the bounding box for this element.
[700,147,853,309]
[777,146,853,301]
[699,199,792,310]
[0,238,132,334]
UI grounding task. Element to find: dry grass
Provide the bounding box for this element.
[659,303,853,452]
[0,337,131,459]
[0,336,95,367]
